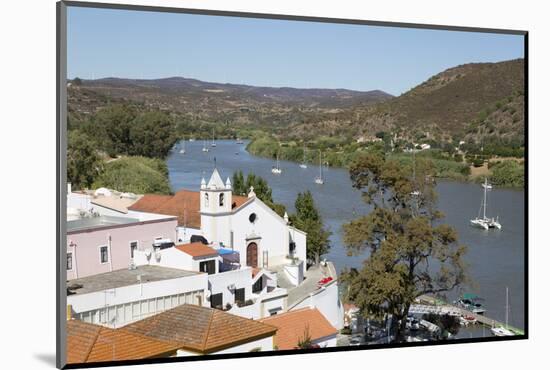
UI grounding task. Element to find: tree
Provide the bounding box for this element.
[129,111,177,158]
[231,171,286,216]
[292,191,331,265]
[67,130,103,189]
[93,104,137,156]
[341,151,467,343]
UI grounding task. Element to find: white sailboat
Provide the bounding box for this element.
[491,287,515,337]
[271,152,282,174]
[482,182,493,190]
[470,178,502,230]
[202,140,209,152]
[211,128,216,147]
[315,151,324,185]
[410,150,420,196]
[179,137,186,154]
[299,146,307,169]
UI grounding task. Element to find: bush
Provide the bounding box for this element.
[490,160,524,188]
[93,156,172,194]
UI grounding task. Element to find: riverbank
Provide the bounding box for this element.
[246,137,524,187]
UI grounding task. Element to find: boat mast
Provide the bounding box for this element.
[505,286,509,329]
[483,178,488,219]
[319,151,323,179]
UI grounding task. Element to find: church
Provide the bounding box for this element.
[129,168,307,276]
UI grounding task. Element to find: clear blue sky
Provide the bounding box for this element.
[67,7,524,96]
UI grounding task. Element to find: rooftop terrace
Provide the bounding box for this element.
[67,265,200,295]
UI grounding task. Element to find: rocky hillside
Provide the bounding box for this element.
[287,59,525,144]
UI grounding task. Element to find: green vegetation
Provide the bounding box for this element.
[291,191,331,265]
[341,151,467,343]
[76,104,177,158]
[92,157,172,195]
[232,171,286,216]
[67,130,103,189]
[488,160,525,188]
[68,104,177,193]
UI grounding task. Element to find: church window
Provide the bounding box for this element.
[219,193,224,207]
[204,193,209,207]
[249,213,257,224]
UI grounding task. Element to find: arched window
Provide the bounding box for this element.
[219,193,225,207]
[204,193,209,207]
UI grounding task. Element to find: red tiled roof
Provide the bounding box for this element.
[175,242,218,258]
[124,304,277,354]
[128,190,249,228]
[66,320,179,364]
[260,308,337,350]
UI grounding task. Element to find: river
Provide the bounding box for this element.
[167,139,525,333]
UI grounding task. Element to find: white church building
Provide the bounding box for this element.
[130,168,307,276]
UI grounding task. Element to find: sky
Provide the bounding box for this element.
[67,7,524,96]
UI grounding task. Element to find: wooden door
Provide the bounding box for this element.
[246,243,258,268]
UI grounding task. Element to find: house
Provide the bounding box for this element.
[66,304,278,363]
[66,214,178,280]
[260,307,338,350]
[67,265,209,328]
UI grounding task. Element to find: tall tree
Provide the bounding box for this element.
[67,130,103,189]
[292,191,331,265]
[231,170,286,216]
[93,104,137,156]
[130,110,177,158]
[341,151,467,343]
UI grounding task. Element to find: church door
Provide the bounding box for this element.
[246,243,258,268]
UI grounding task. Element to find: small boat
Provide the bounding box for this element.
[299,146,308,169]
[236,138,244,144]
[271,151,282,174]
[482,182,493,190]
[491,287,516,337]
[189,138,195,142]
[314,150,324,184]
[202,140,209,152]
[470,178,502,230]
[454,294,486,315]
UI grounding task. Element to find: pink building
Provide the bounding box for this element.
[66,215,178,280]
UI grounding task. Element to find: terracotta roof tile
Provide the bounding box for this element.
[124,304,277,354]
[260,308,337,350]
[66,320,179,364]
[175,242,218,258]
[129,190,249,229]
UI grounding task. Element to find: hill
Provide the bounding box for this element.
[286,59,525,144]
[67,76,392,130]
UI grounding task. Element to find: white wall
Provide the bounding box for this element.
[291,281,344,330]
[208,267,253,307]
[67,273,209,327]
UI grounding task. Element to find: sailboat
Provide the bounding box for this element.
[470,178,502,230]
[482,181,493,190]
[410,150,420,196]
[271,152,282,174]
[491,287,515,337]
[211,128,216,147]
[315,151,324,184]
[299,146,308,169]
[179,137,186,154]
[202,140,209,152]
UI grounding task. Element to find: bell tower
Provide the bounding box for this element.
[200,168,233,245]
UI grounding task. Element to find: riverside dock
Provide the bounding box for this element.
[416,295,524,335]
